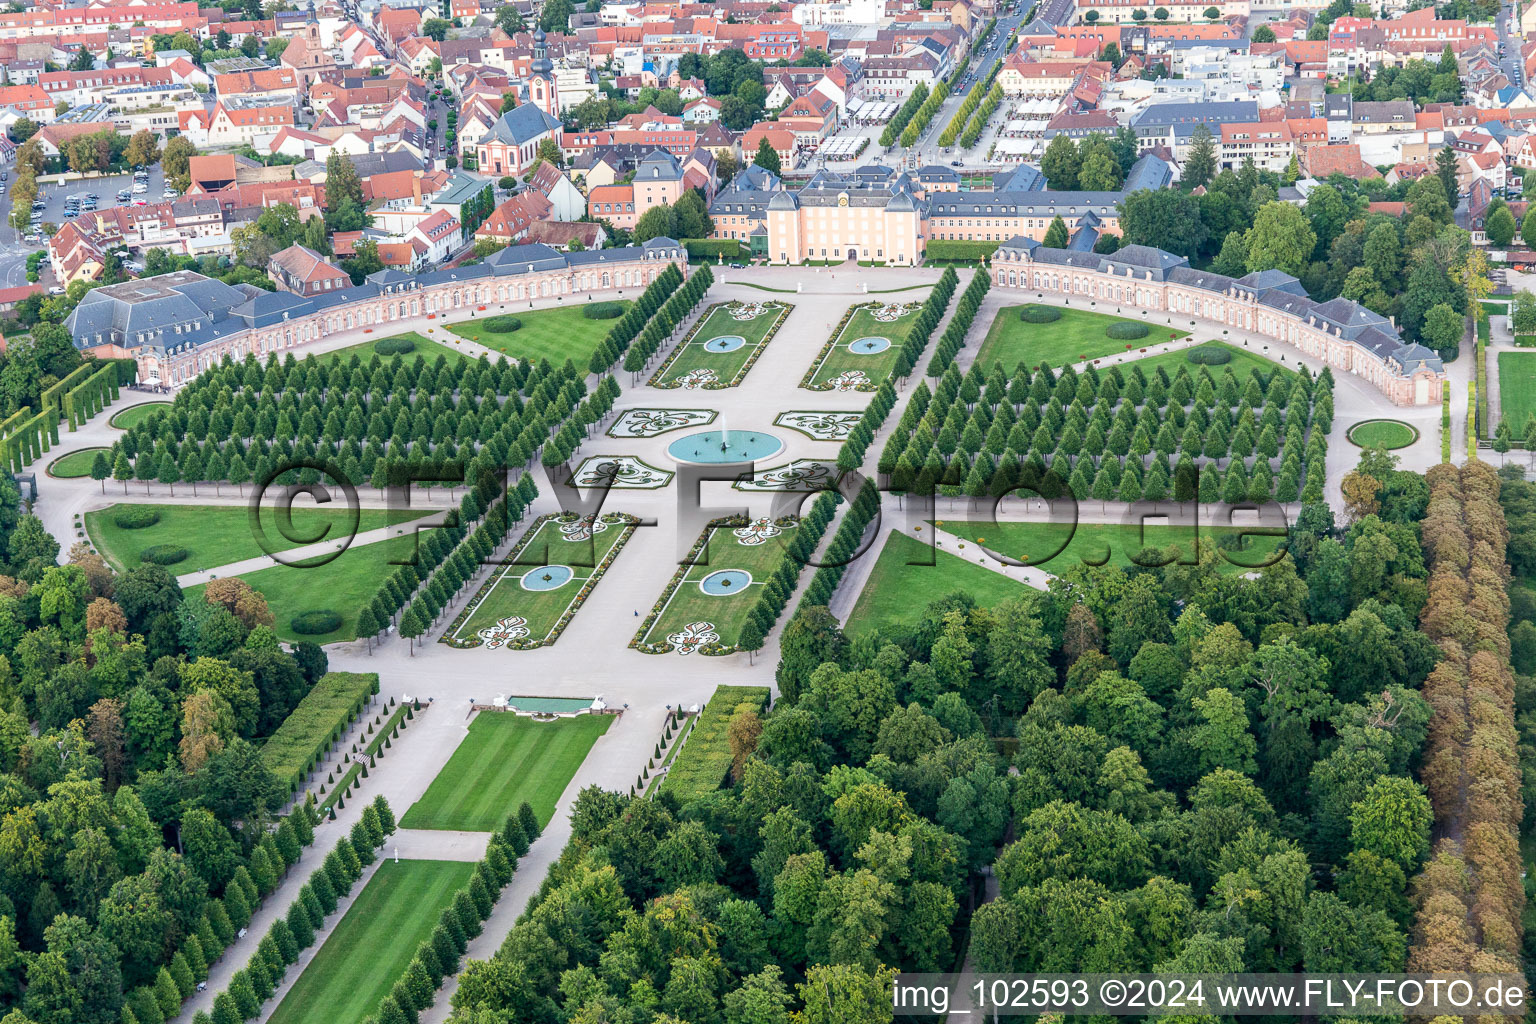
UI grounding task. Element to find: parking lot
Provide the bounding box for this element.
[16,166,169,241]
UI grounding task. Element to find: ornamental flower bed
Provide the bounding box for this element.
[629,514,800,655]
[649,301,793,390]
[439,511,639,649]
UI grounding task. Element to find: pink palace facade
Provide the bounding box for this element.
[992,237,1448,407]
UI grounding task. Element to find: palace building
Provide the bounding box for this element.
[991,238,1447,407]
[66,240,687,386]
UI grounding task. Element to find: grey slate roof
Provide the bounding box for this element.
[486,102,562,146]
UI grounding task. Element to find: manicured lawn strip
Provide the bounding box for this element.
[186,532,423,644]
[266,861,475,1024]
[85,503,423,574]
[974,305,1189,371]
[660,685,770,801]
[936,520,1287,573]
[649,301,788,387]
[260,671,379,795]
[639,523,802,649]
[845,530,1025,637]
[400,713,612,830]
[108,402,172,429]
[315,332,467,366]
[1128,342,1292,384]
[445,303,630,365]
[1499,352,1536,438]
[48,446,108,478]
[453,515,631,642]
[806,301,925,387]
[1347,419,1419,450]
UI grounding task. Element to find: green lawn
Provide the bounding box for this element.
[804,300,927,389]
[266,860,474,1024]
[935,520,1288,573]
[86,503,425,574]
[845,530,1026,637]
[449,514,633,648]
[649,300,791,388]
[48,447,108,478]
[637,520,800,650]
[975,305,1189,371]
[1499,352,1536,437]
[400,713,612,830]
[1347,419,1419,450]
[316,332,467,366]
[446,302,630,365]
[186,531,429,644]
[109,402,172,429]
[1130,342,1292,385]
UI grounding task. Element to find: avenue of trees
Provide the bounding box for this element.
[877,357,1332,506]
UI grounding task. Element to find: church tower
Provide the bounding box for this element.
[529,27,559,117]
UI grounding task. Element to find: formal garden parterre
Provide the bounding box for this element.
[632,495,837,656]
[647,299,793,389]
[801,299,927,391]
[439,511,638,650]
[876,349,1331,505]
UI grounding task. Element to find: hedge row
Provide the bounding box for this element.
[925,265,992,376]
[259,672,381,796]
[939,58,1002,147]
[960,83,1003,149]
[893,266,958,378]
[356,806,542,1024]
[585,264,684,373]
[64,361,120,430]
[0,406,59,473]
[658,687,771,800]
[621,264,715,374]
[736,491,840,656]
[126,803,322,1024]
[198,799,393,1024]
[925,239,1001,263]
[683,239,747,260]
[834,379,898,475]
[795,479,881,613]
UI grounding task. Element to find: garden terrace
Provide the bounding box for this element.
[444,301,631,366]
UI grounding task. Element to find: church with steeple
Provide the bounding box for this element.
[527,27,559,116]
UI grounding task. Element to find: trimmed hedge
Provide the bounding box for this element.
[1019,305,1062,323]
[114,506,160,529]
[925,239,1001,262]
[582,302,625,321]
[483,315,522,333]
[291,610,344,635]
[139,544,188,565]
[683,238,747,260]
[659,686,771,800]
[1105,322,1149,340]
[259,671,380,795]
[373,336,416,356]
[1186,344,1232,365]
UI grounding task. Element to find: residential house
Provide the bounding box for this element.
[268,243,353,296]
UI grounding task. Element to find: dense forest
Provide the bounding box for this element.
[439,446,1475,1023]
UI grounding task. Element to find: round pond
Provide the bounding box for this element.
[704,335,746,353]
[667,429,784,464]
[520,565,574,591]
[700,569,752,595]
[849,336,891,354]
